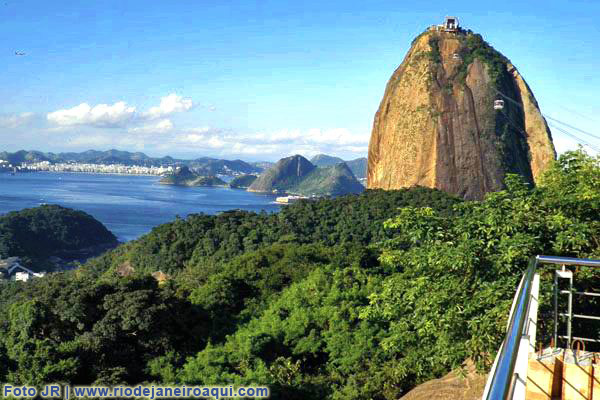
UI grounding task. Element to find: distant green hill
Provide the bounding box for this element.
[309,154,367,180]
[248,155,364,196]
[229,174,258,189]
[290,163,364,196]
[248,155,315,193]
[159,166,227,187]
[345,157,367,180]
[0,205,117,269]
[310,154,345,167]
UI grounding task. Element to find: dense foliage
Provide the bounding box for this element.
[0,205,117,266]
[84,187,459,276]
[0,150,598,399]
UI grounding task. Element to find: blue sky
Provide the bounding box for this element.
[0,0,598,161]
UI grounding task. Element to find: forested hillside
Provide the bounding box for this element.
[0,150,598,399]
[0,205,118,268]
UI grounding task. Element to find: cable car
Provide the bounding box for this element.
[494,99,505,110]
[452,53,461,60]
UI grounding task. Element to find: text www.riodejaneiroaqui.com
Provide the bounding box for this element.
[2,384,270,399]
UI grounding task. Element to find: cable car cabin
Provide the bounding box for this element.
[452,53,461,60]
[494,99,505,110]
[444,16,460,32]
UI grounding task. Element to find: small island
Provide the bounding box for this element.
[159,166,227,187]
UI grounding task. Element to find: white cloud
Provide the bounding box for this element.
[128,119,173,134]
[142,93,193,120]
[46,93,194,130]
[0,112,35,128]
[305,128,368,146]
[173,132,226,149]
[47,101,136,128]
[232,128,369,147]
[167,127,368,159]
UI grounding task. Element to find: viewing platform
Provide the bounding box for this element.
[482,256,600,399]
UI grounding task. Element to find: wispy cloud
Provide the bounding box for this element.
[0,112,35,129]
[128,119,174,134]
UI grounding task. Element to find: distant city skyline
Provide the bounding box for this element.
[0,0,598,161]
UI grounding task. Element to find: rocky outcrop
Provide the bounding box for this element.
[367,28,555,199]
[400,360,486,400]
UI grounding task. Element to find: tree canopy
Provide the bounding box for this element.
[0,149,598,399]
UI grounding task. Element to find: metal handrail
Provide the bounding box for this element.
[483,255,600,400]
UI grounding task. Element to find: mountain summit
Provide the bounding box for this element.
[367,19,555,199]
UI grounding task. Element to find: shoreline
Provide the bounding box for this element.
[3,170,167,178]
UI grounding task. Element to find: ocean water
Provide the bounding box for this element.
[0,172,280,242]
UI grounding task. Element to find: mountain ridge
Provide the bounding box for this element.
[0,149,262,175]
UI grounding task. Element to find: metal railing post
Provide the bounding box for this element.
[568,271,573,347]
[554,271,558,346]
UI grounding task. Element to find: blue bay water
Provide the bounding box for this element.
[0,172,280,242]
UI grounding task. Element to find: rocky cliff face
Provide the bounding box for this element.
[367,29,556,199]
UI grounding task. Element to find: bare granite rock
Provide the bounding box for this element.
[367,29,555,199]
[400,360,487,400]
